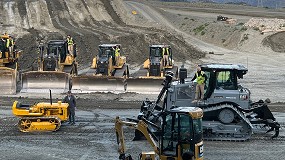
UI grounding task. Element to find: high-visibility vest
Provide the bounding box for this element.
[6,39,14,48]
[67,38,73,45]
[162,47,169,56]
[196,71,205,85]
[115,48,120,57]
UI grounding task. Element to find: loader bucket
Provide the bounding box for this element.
[21,71,70,93]
[126,78,164,94]
[71,76,126,93]
[0,67,17,94]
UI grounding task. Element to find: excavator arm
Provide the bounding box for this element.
[115,116,159,159]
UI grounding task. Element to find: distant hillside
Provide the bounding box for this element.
[162,0,285,8]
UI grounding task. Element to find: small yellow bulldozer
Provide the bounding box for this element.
[127,44,178,94]
[72,44,129,93]
[12,91,69,132]
[21,40,77,93]
[0,34,22,94]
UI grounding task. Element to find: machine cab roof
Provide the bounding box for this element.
[98,44,121,58]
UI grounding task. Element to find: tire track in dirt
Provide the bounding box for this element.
[101,0,125,26]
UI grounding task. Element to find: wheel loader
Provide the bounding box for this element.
[135,64,280,141]
[127,44,178,94]
[115,106,204,160]
[21,40,77,93]
[12,91,69,132]
[0,34,22,94]
[72,44,129,93]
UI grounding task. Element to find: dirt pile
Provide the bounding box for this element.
[263,31,285,52]
[244,18,285,33]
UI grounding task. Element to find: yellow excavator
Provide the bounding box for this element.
[127,44,178,94]
[0,34,22,94]
[72,44,129,93]
[115,107,204,160]
[21,40,77,93]
[12,91,68,132]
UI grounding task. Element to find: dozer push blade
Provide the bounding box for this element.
[0,67,17,94]
[21,71,70,93]
[71,76,126,93]
[126,78,164,94]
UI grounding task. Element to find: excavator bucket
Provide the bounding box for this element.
[71,76,127,93]
[0,67,17,94]
[126,78,164,94]
[21,71,70,93]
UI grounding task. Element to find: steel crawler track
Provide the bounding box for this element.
[202,103,253,141]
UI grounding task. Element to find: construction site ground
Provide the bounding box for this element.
[1,0,285,159]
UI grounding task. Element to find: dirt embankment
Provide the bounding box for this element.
[1,0,205,72]
[263,31,285,52]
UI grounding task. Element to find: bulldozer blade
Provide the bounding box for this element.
[0,67,17,94]
[21,71,70,93]
[71,76,127,93]
[126,78,164,94]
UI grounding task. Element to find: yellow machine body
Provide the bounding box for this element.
[72,44,129,93]
[21,40,77,93]
[127,44,178,94]
[0,34,22,94]
[12,101,69,132]
[115,107,204,160]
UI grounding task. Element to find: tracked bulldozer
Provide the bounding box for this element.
[12,91,68,132]
[127,45,178,94]
[0,34,22,94]
[72,44,129,93]
[21,40,77,93]
[136,64,280,141]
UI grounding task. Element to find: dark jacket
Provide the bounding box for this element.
[63,95,76,109]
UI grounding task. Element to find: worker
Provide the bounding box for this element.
[162,47,169,67]
[62,90,77,125]
[114,45,120,66]
[0,37,5,58]
[66,35,74,56]
[191,65,207,102]
[6,36,14,58]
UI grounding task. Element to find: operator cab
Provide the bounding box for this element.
[161,107,203,159]
[149,44,173,65]
[47,40,69,63]
[148,44,173,76]
[200,64,250,109]
[98,44,120,63]
[167,64,251,109]
[96,44,121,74]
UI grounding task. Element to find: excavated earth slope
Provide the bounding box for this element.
[0,0,205,71]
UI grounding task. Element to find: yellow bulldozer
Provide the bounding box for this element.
[21,40,77,93]
[0,34,22,94]
[115,106,204,160]
[127,44,178,94]
[12,91,68,132]
[72,44,129,93]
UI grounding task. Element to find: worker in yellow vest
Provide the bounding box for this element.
[162,47,169,67]
[66,35,74,56]
[191,65,207,102]
[6,36,14,58]
[114,45,120,66]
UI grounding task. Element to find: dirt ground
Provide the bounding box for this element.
[1,0,285,159]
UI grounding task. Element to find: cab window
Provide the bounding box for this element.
[216,71,236,90]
